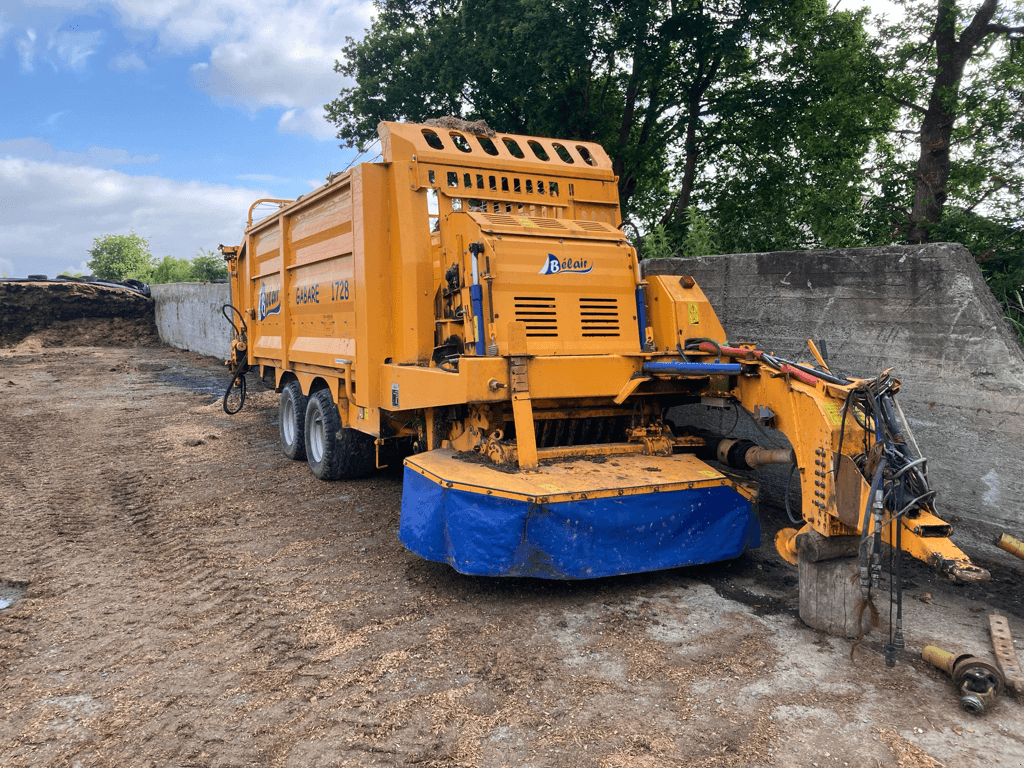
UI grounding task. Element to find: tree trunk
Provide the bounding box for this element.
[908,0,1000,243]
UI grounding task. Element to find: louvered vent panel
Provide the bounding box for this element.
[484,214,519,226]
[579,297,620,337]
[514,296,558,337]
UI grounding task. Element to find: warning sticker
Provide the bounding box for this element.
[688,302,700,325]
[822,401,842,426]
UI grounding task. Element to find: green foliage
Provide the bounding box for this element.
[149,250,229,284]
[640,225,675,260]
[328,0,888,238]
[87,232,154,281]
[151,256,195,284]
[189,250,230,282]
[869,0,1024,242]
[87,235,228,284]
[679,207,719,259]
[59,270,84,277]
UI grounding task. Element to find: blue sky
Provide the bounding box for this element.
[1,0,896,279]
[1,0,375,277]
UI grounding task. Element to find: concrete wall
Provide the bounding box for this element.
[150,282,233,360]
[644,243,1024,536]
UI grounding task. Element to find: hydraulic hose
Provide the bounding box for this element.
[223,358,249,415]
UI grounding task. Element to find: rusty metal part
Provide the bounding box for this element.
[927,552,991,583]
[922,645,1004,715]
[481,435,676,466]
[989,613,1024,696]
[624,425,674,456]
[996,533,1024,561]
[715,438,794,470]
[743,446,796,467]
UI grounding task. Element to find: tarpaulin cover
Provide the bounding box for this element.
[399,467,760,579]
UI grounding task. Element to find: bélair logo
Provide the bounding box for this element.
[258,282,281,321]
[538,253,593,275]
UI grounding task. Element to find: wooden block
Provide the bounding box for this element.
[795,529,860,563]
[799,553,886,639]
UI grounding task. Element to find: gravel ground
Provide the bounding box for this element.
[1,342,1022,768]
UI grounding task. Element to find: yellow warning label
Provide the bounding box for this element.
[517,217,538,228]
[688,302,700,325]
[822,401,842,426]
[698,470,721,478]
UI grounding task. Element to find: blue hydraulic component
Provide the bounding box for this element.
[642,360,742,375]
[470,284,485,355]
[635,286,648,350]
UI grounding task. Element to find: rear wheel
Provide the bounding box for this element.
[304,389,376,480]
[279,381,308,461]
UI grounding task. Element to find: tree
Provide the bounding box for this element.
[148,251,230,284]
[151,255,194,284]
[327,0,889,241]
[190,250,229,281]
[877,0,1024,242]
[87,232,153,281]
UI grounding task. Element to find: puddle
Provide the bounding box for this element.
[159,369,229,397]
[0,581,28,610]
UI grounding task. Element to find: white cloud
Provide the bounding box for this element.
[110,51,146,71]
[48,28,104,69]
[237,173,286,182]
[278,106,336,141]
[16,28,36,72]
[0,156,266,278]
[20,1,376,139]
[0,138,159,166]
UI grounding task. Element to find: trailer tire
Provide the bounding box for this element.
[304,389,376,480]
[279,381,308,461]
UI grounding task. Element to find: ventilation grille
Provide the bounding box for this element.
[484,214,519,226]
[483,213,568,230]
[576,221,613,232]
[514,296,557,337]
[579,297,620,337]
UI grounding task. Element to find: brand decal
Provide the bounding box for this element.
[258,282,281,321]
[538,253,592,275]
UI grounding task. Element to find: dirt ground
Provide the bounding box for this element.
[2,336,1023,767]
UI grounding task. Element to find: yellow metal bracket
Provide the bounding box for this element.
[510,356,538,470]
[613,375,650,405]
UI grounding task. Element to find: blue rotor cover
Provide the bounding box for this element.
[399,467,760,579]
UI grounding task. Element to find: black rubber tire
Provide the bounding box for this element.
[279,381,308,461]
[304,389,376,480]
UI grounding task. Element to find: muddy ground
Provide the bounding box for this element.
[1,337,1023,768]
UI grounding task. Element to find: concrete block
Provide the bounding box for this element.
[150,282,232,359]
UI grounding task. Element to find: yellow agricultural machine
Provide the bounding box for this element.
[220,121,987,586]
